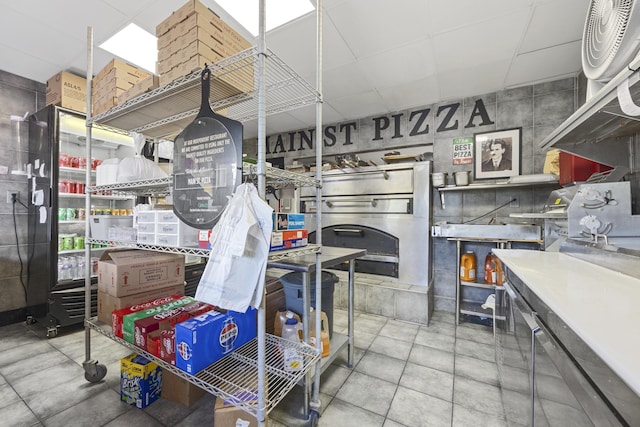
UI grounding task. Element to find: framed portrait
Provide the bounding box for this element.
[473,128,521,180]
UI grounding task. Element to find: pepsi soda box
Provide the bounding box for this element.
[174,308,257,374]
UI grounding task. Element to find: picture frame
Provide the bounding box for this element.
[473,127,521,180]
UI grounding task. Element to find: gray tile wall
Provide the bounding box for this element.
[0,69,46,324]
[432,78,577,312]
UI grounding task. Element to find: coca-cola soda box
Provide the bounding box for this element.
[133,301,214,349]
[111,294,183,338]
[122,296,196,344]
[175,308,257,374]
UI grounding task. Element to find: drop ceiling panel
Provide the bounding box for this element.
[356,39,436,90]
[377,75,441,111]
[506,41,582,87]
[329,0,431,58]
[328,90,388,119]
[438,59,511,101]
[518,0,588,54]
[322,63,373,99]
[433,9,531,72]
[428,0,533,35]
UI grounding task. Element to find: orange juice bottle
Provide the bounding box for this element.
[460,251,476,282]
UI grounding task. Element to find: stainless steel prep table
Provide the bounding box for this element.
[494,248,640,426]
[268,246,365,420]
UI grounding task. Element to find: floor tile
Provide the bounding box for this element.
[0,382,22,410]
[336,371,397,416]
[318,398,385,427]
[423,319,456,336]
[355,351,406,384]
[42,388,129,427]
[383,420,408,427]
[455,324,494,346]
[408,343,454,374]
[378,320,419,343]
[102,408,165,426]
[455,337,496,363]
[430,311,456,325]
[354,314,387,335]
[368,336,413,361]
[387,385,452,427]
[452,404,508,427]
[353,330,377,350]
[453,376,505,419]
[399,362,454,402]
[454,354,499,386]
[319,364,352,396]
[21,374,109,420]
[0,399,39,427]
[11,359,84,398]
[414,327,455,352]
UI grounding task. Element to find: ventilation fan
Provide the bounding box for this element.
[582,0,640,99]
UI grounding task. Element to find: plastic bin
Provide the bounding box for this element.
[280,270,338,337]
[89,215,133,240]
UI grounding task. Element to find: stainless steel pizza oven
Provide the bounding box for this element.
[299,162,432,286]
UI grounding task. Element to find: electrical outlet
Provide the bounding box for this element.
[510,196,519,208]
[6,191,18,203]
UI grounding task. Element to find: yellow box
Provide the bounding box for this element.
[46,71,87,113]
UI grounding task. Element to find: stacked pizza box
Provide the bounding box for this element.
[156,0,253,95]
[92,58,152,116]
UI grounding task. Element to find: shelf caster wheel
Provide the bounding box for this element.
[83,360,107,383]
[25,316,36,326]
[307,410,319,427]
[46,327,58,338]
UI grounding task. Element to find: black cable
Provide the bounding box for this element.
[462,198,516,224]
[12,197,27,299]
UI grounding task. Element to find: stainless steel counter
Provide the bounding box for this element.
[494,248,640,426]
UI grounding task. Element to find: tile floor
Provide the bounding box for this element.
[0,309,507,426]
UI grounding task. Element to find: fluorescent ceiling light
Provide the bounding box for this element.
[215,0,315,36]
[99,23,157,74]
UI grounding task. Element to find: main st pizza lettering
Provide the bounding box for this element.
[266,99,494,154]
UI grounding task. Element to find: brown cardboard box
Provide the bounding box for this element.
[161,369,206,407]
[214,397,258,427]
[98,249,185,297]
[46,71,87,113]
[265,277,285,335]
[117,75,160,104]
[94,58,151,83]
[97,282,185,325]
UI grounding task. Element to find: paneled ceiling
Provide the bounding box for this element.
[0,0,590,138]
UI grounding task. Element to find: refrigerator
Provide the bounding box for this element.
[28,105,134,337]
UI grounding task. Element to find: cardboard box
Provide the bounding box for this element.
[95,58,152,83]
[159,328,177,364]
[175,308,257,374]
[97,282,185,326]
[121,296,196,344]
[270,230,309,251]
[46,71,87,113]
[273,213,305,231]
[214,396,258,427]
[265,277,285,335]
[120,353,162,409]
[118,75,160,104]
[98,249,185,298]
[161,369,206,407]
[133,300,213,349]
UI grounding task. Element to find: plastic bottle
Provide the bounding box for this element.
[309,308,331,358]
[484,253,496,284]
[494,254,504,285]
[460,251,476,282]
[274,308,300,337]
[281,312,303,372]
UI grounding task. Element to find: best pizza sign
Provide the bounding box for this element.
[452,137,473,165]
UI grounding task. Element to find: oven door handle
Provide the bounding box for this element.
[325,199,378,208]
[332,228,365,236]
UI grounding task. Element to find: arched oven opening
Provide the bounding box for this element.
[309,224,399,278]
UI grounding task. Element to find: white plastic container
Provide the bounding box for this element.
[281,312,303,372]
[454,171,470,186]
[432,172,447,187]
